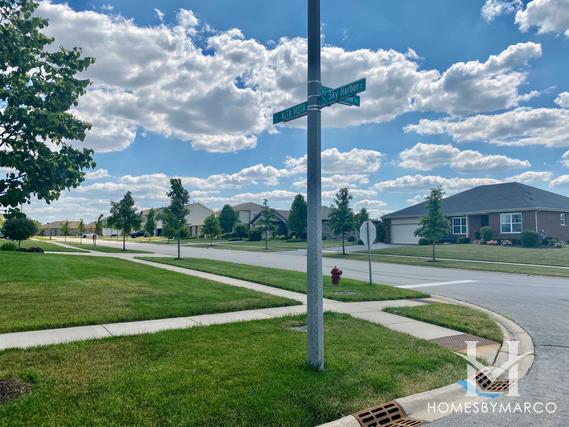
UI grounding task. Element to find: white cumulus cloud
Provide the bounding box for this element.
[482,0,522,22]
[555,92,569,108]
[515,0,569,37]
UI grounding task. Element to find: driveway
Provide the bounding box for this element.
[62,238,569,425]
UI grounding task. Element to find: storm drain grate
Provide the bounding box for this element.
[475,371,515,392]
[353,401,424,427]
[430,333,498,352]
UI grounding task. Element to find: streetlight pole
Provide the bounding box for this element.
[306,0,324,371]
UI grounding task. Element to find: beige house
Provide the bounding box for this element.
[148,202,215,237]
[41,220,82,237]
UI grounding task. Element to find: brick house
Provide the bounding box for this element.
[382,182,569,244]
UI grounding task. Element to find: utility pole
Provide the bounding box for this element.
[306,0,324,371]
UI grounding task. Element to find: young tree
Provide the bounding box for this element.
[61,221,70,243]
[2,212,37,248]
[288,194,307,238]
[144,209,156,241]
[162,179,189,259]
[329,188,355,255]
[354,208,370,233]
[414,186,450,262]
[259,199,276,250]
[94,214,104,236]
[219,204,238,234]
[0,0,96,210]
[235,223,248,240]
[202,214,221,247]
[78,219,85,244]
[107,192,141,251]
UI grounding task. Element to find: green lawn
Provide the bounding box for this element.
[2,239,85,253]
[0,252,297,333]
[0,314,464,426]
[329,252,569,278]
[375,244,569,267]
[385,303,503,343]
[138,257,428,302]
[183,238,353,252]
[64,242,151,253]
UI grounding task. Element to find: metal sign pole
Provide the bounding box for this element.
[367,221,372,286]
[306,0,324,371]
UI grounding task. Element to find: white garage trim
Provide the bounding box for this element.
[390,218,420,244]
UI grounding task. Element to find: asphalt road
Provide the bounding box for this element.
[78,239,569,426]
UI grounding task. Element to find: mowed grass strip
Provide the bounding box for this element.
[64,242,151,253]
[183,238,349,252]
[0,314,464,426]
[7,239,85,253]
[328,252,569,278]
[0,252,297,333]
[374,244,569,267]
[139,257,428,302]
[385,303,503,343]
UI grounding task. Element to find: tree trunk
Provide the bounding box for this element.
[122,233,126,251]
[432,240,436,262]
[210,235,213,247]
[18,240,21,249]
[265,230,268,250]
[177,235,181,259]
[342,233,345,255]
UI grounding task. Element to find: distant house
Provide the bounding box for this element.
[382,182,569,244]
[250,208,290,237]
[231,202,264,226]
[149,202,215,237]
[40,220,81,237]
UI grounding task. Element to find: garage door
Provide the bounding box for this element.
[391,219,420,244]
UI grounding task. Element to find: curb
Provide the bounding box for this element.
[318,297,535,427]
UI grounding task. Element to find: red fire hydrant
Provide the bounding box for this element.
[331,266,343,286]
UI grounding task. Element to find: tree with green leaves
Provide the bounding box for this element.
[2,212,37,247]
[259,199,276,250]
[0,0,96,211]
[61,220,70,243]
[235,223,247,239]
[202,214,221,247]
[107,191,141,251]
[162,179,189,259]
[329,188,355,255]
[354,207,370,234]
[78,219,85,244]
[94,214,103,236]
[414,186,450,262]
[288,194,307,239]
[219,204,237,234]
[144,209,156,241]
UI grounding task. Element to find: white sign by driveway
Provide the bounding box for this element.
[359,220,376,247]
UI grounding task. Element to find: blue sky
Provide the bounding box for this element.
[24,0,569,222]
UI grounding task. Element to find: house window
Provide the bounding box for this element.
[500,213,522,233]
[452,217,467,235]
[562,213,566,227]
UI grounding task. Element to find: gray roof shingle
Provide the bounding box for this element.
[382,182,569,219]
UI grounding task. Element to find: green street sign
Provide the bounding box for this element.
[321,86,360,107]
[320,78,366,108]
[273,78,366,124]
[273,101,308,124]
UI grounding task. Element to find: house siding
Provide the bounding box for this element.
[537,211,569,241]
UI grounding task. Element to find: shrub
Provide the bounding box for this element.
[248,227,262,241]
[17,246,44,253]
[439,237,456,244]
[1,242,18,251]
[520,230,540,247]
[480,226,493,242]
[348,236,356,242]
[457,237,471,244]
[418,237,430,246]
[235,224,248,239]
[222,232,235,240]
[553,240,566,248]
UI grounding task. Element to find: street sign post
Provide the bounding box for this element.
[274,0,366,370]
[273,79,365,124]
[359,220,376,286]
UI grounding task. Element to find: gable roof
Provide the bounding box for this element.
[383,182,569,219]
[231,202,264,212]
